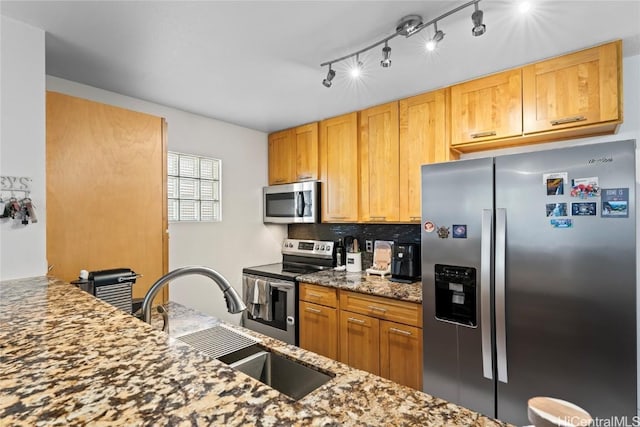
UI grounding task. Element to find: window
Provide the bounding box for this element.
[168,151,221,222]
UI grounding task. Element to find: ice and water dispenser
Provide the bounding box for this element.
[434,264,477,327]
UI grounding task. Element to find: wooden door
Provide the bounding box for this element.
[399,89,455,222]
[523,41,621,134]
[339,311,380,375]
[295,122,319,182]
[380,320,422,390]
[359,102,399,222]
[319,112,359,222]
[46,92,168,302]
[268,128,295,185]
[299,300,338,360]
[451,69,522,146]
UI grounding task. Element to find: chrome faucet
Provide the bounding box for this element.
[141,266,246,325]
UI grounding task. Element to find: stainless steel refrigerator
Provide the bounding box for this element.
[421,140,636,425]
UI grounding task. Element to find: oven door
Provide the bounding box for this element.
[242,275,297,345]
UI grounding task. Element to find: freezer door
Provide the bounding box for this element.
[421,157,495,418]
[494,140,636,425]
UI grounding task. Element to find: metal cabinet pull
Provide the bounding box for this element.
[389,327,411,336]
[550,115,586,126]
[348,317,365,324]
[307,292,323,298]
[297,175,312,180]
[409,216,421,221]
[331,216,348,219]
[274,179,286,183]
[368,305,387,313]
[305,307,321,314]
[470,130,497,139]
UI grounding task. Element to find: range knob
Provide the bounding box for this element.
[320,245,325,251]
[315,245,320,250]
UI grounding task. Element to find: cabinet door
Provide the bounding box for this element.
[451,69,522,146]
[46,92,168,302]
[268,128,295,185]
[399,89,454,222]
[295,123,319,182]
[359,102,399,222]
[523,41,621,134]
[339,311,380,375]
[380,320,422,390]
[319,112,359,222]
[299,300,338,360]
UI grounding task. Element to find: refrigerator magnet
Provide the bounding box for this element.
[452,224,467,238]
[570,177,600,198]
[571,202,597,216]
[543,172,568,196]
[550,219,573,228]
[545,203,567,217]
[601,188,629,218]
[436,226,450,239]
[424,221,435,233]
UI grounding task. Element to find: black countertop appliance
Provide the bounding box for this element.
[390,243,421,283]
[73,268,140,314]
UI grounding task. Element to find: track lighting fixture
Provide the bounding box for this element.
[320,0,486,87]
[380,42,392,68]
[426,22,445,52]
[322,65,335,88]
[471,3,486,37]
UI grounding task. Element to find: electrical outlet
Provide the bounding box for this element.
[365,240,374,253]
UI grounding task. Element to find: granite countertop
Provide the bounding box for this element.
[297,269,422,303]
[0,276,509,426]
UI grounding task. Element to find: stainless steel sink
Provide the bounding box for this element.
[218,344,333,400]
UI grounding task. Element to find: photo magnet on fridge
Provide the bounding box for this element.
[570,177,600,198]
[452,225,467,239]
[550,219,573,228]
[571,202,597,216]
[546,203,567,217]
[543,172,568,196]
[601,188,629,218]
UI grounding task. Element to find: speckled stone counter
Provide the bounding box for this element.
[297,270,422,303]
[0,276,509,426]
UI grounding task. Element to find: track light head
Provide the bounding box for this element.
[396,15,423,37]
[380,42,392,68]
[471,3,486,37]
[426,22,445,52]
[322,66,336,88]
[350,55,363,78]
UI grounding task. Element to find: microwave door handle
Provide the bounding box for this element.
[295,192,305,217]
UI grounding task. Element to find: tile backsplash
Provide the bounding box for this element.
[288,223,420,267]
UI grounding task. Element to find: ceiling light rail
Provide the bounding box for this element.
[320,0,485,87]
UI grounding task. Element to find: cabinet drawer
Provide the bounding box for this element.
[300,283,338,308]
[339,290,421,327]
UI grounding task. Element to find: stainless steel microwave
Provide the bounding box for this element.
[263,181,320,224]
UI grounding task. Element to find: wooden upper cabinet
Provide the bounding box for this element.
[320,112,359,222]
[399,89,455,222]
[523,40,621,134]
[359,101,399,222]
[451,69,523,146]
[294,122,319,181]
[268,128,295,185]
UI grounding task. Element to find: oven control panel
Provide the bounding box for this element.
[282,239,334,258]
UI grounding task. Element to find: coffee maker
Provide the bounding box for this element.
[390,243,421,283]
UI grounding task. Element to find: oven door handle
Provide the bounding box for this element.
[270,282,294,290]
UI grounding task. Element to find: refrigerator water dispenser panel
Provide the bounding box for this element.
[434,264,477,327]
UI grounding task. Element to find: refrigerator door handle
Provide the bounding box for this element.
[495,208,508,383]
[481,209,493,380]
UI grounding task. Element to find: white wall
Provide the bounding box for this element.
[46,76,287,324]
[0,16,47,280]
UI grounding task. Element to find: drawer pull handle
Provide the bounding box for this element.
[369,216,386,221]
[297,175,313,180]
[409,216,421,221]
[368,305,388,313]
[274,179,286,183]
[305,307,321,314]
[550,115,586,126]
[348,317,365,324]
[470,130,497,139]
[331,216,348,219]
[307,292,323,298]
[389,327,412,336]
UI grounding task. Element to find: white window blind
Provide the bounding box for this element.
[168,151,221,222]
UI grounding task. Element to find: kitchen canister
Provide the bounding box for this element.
[346,252,362,273]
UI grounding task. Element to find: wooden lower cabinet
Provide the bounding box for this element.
[339,310,380,375]
[380,320,423,390]
[299,300,338,360]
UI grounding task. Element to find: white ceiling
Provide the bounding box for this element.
[2,1,640,133]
